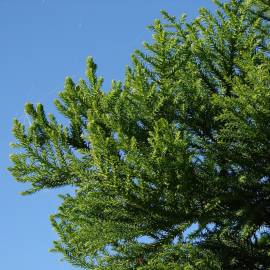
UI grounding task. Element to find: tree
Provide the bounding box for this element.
[9,0,270,269]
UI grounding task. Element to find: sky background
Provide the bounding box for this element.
[1,1,215,269]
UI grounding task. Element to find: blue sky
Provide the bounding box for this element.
[1,1,215,269]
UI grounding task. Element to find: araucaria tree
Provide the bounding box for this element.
[9,0,270,269]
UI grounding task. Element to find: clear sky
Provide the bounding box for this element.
[1,1,215,269]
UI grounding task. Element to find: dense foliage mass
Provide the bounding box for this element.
[9,0,270,269]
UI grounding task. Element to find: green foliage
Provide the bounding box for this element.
[9,0,270,269]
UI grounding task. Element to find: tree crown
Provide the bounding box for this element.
[9,0,270,269]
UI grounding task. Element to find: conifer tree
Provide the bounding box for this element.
[9,0,270,269]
